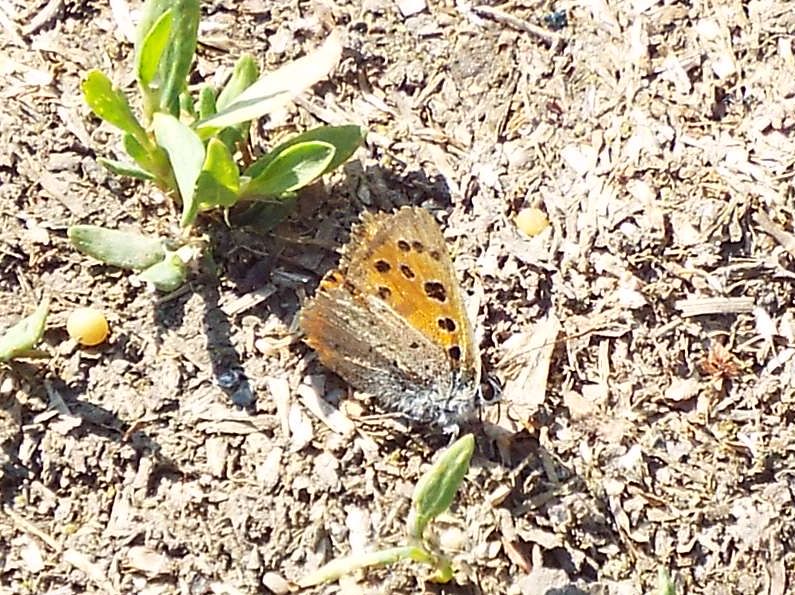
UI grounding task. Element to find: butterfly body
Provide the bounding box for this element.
[301,207,481,429]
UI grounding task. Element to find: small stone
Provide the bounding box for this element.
[397,0,426,17]
[262,572,290,594]
[0,375,16,395]
[126,545,172,576]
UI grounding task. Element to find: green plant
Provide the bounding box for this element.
[71,0,364,291]
[299,434,476,587]
[657,568,676,595]
[0,298,49,362]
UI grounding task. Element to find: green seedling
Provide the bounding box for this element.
[300,434,476,587]
[71,0,364,291]
[657,568,676,595]
[0,298,50,362]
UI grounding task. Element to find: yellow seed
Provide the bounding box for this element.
[515,207,549,237]
[66,308,109,346]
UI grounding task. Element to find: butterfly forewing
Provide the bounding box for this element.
[343,208,478,377]
[300,206,481,426]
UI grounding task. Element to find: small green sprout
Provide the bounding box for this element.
[0,298,50,362]
[70,0,365,291]
[300,434,476,587]
[657,568,676,595]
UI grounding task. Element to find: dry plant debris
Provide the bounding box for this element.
[1,0,795,594]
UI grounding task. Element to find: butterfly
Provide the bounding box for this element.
[300,206,482,430]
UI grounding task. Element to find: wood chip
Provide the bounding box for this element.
[15,535,45,572]
[22,0,63,35]
[265,375,291,437]
[664,377,701,402]
[205,436,228,478]
[126,545,173,576]
[296,376,356,437]
[63,549,118,594]
[675,296,756,317]
[2,506,60,551]
[472,4,563,49]
[754,210,795,257]
[220,285,277,316]
[287,403,314,451]
[494,313,561,431]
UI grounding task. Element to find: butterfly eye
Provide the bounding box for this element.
[480,375,502,403]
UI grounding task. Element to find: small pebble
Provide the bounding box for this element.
[262,572,290,594]
[0,376,16,395]
[397,0,426,17]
